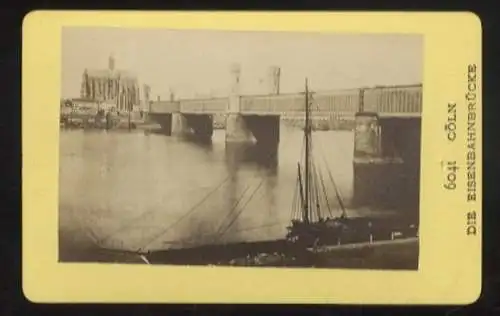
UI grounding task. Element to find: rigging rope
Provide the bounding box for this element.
[171,221,290,247]
[70,207,100,246]
[136,123,298,252]
[215,184,252,235]
[311,162,322,221]
[307,123,321,222]
[291,133,306,222]
[225,221,288,233]
[308,95,347,218]
[215,178,266,240]
[217,125,297,234]
[290,171,300,221]
[100,94,318,253]
[97,175,231,245]
[136,176,232,252]
[106,127,293,251]
[318,146,347,217]
[135,129,293,252]
[297,163,306,221]
[318,169,334,218]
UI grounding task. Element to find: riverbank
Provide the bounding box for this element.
[60,115,154,131]
[59,232,418,270]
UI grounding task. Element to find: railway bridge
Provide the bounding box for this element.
[147,66,423,212]
[148,84,422,146]
[148,83,423,212]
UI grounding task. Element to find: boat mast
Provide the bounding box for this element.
[304,78,311,223]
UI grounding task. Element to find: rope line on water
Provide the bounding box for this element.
[71,208,100,246]
[138,131,290,251]
[214,128,300,238]
[229,221,288,233]
[215,184,252,235]
[98,117,298,253]
[215,178,266,241]
[135,176,232,252]
[97,175,232,245]
[169,221,290,248]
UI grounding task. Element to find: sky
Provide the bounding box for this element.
[61,28,422,100]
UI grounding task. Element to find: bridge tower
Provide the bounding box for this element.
[171,89,188,137]
[267,66,280,95]
[226,63,252,143]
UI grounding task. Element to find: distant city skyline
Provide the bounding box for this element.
[62,28,422,100]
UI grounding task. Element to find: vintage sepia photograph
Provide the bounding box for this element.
[59,28,422,269]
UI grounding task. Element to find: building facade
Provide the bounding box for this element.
[80,55,140,112]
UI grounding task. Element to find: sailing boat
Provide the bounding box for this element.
[285,79,417,249]
[285,78,350,248]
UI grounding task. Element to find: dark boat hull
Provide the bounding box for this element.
[63,235,418,270]
[141,239,419,269]
[286,215,418,248]
[145,239,290,265]
[137,214,418,267]
[309,237,419,270]
[142,234,418,268]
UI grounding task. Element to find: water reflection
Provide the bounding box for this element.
[182,134,214,150]
[220,141,280,243]
[59,128,356,252]
[225,142,279,170]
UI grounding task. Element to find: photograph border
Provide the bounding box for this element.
[22,11,482,304]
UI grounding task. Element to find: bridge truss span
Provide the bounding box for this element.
[180,98,228,114]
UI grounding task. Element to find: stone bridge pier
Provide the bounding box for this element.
[148,106,213,141]
[352,112,421,217]
[171,113,214,140]
[148,112,173,135]
[225,64,281,146]
[226,114,280,145]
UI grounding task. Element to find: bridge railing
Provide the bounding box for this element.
[281,110,356,120]
[241,89,361,119]
[312,89,360,118]
[363,85,422,115]
[148,84,422,117]
[149,101,180,114]
[240,93,305,115]
[180,98,228,114]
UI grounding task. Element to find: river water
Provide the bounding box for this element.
[59,126,381,255]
